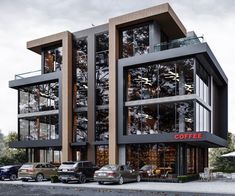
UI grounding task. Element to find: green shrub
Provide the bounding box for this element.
[177,174,199,183]
[50,175,60,183]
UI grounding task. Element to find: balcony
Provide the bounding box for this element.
[15,69,41,79]
[154,36,204,52]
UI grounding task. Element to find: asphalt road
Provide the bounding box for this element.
[0,180,235,196]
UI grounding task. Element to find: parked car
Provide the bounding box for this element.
[94,164,141,185]
[0,165,21,181]
[18,163,57,182]
[57,161,98,183]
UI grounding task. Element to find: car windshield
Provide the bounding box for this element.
[100,165,118,171]
[59,162,77,169]
[20,164,34,169]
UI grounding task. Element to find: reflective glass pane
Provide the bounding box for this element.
[121,24,149,58]
[74,38,88,107]
[44,46,62,73]
[96,109,109,141]
[95,145,109,167]
[126,58,195,101]
[73,112,88,142]
[96,32,109,105]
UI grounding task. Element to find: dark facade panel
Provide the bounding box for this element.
[9,139,61,148]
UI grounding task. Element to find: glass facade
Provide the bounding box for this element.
[120,24,149,58]
[95,145,109,168]
[196,62,210,104]
[43,46,62,73]
[74,38,88,108]
[72,147,87,161]
[73,38,88,143]
[19,115,59,141]
[73,111,88,142]
[95,32,109,141]
[126,58,194,101]
[19,82,59,114]
[127,101,193,135]
[95,109,109,141]
[196,102,210,132]
[96,33,109,105]
[126,144,177,175]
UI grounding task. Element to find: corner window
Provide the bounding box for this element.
[120,24,149,58]
[43,46,62,73]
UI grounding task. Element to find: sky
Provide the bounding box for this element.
[0,0,235,135]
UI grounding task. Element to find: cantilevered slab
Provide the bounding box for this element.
[27,31,71,54]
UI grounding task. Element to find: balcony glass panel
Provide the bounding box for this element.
[121,24,149,58]
[19,115,59,141]
[126,101,193,135]
[44,46,62,73]
[73,112,88,142]
[19,82,59,114]
[127,58,194,101]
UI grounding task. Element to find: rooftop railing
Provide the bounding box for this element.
[154,36,204,52]
[15,69,41,79]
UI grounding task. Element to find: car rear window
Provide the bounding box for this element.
[100,165,118,171]
[20,164,34,169]
[59,162,77,169]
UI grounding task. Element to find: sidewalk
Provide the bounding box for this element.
[0,180,234,196]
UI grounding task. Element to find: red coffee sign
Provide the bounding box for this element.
[174,133,203,140]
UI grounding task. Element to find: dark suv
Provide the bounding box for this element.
[58,161,98,183]
[0,165,21,181]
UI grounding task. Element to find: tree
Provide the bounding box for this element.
[209,132,235,171]
[0,132,27,166]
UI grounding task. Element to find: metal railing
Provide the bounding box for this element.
[154,36,204,52]
[15,69,41,79]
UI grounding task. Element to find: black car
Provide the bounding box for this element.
[57,161,98,183]
[0,165,21,181]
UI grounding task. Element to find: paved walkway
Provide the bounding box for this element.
[0,180,235,195]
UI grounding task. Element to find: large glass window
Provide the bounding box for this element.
[96,109,109,141]
[126,101,194,135]
[126,58,195,101]
[126,144,177,176]
[73,38,88,108]
[196,62,210,104]
[72,147,87,161]
[186,146,196,174]
[19,115,59,141]
[73,111,88,142]
[95,145,109,167]
[43,46,62,73]
[196,102,210,132]
[96,32,109,105]
[120,24,149,58]
[19,82,59,114]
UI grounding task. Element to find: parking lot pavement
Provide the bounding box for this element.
[0,180,235,196]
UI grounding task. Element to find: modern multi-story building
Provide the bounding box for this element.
[9,3,227,177]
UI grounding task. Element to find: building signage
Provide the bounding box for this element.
[174,133,204,140]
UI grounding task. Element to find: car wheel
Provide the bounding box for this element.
[80,174,86,184]
[98,181,104,185]
[10,174,17,181]
[0,176,5,181]
[36,173,44,182]
[118,176,124,185]
[136,175,141,182]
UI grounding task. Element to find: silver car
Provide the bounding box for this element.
[94,164,141,185]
